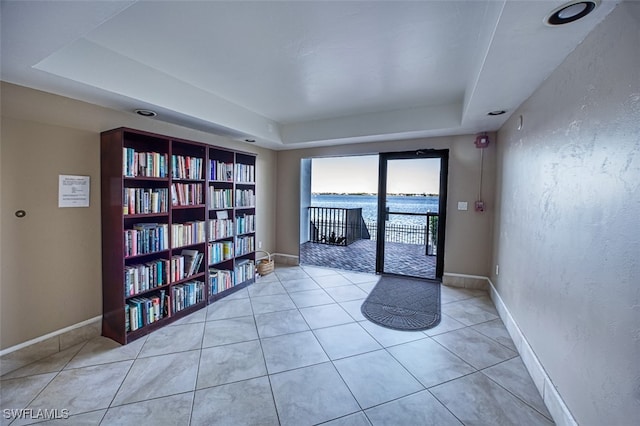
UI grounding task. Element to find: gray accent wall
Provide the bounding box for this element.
[276,135,497,277]
[492,3,640,424]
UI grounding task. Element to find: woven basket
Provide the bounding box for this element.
[256,251,274,276]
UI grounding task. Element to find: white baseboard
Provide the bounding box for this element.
[273,252,299,265]
[0,315,101,357]
[487,278,577,426]
[442,272,489,289]
[0,316,102,376]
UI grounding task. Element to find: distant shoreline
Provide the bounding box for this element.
[312,192,439,197]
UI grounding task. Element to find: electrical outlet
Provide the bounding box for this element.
[258,241,263,249]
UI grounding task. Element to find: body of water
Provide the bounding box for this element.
[311,194,438,226]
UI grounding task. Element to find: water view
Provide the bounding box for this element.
[311,193,439,226]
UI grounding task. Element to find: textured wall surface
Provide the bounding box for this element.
[492,3,640,424]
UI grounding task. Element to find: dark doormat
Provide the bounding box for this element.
[361,275,441,331]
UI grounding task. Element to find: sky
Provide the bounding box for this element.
[311,155,440,194]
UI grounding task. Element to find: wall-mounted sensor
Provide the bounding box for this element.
[474,133,490,149]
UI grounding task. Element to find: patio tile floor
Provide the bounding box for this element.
[300,239,436,279]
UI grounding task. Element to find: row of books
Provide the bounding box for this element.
[171,221,206,248]
[235,260,255,285]
[124,259,169,297]
[235,235,255,256]
[171,183,203,206]
[209,218,234,240]
[123,186,253,213]
[125,268,256,331]
[208,241,234,265]
[124,259,170,297]
[124,250,203,297]
[125,218,255,256]
[172,281,205,313]
[235,189,255,207]
[210,160,234,182]
[235,163,255,183]
[123,187,168,215]
[208,187,233,209]
[125,223,169,257]
[126,291,167,332]
[236,214,255,235]
[122,149,252,183]
[170,249,204,282]
[123,148,169,178]
[172,155,204,180]
[209,269,234,295]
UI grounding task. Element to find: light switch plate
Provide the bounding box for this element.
[458,201,468,211]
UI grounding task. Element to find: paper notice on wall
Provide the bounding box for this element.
[59,175,90,207]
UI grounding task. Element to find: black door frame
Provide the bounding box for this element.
[375,149,449,279]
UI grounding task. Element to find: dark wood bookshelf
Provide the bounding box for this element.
[101,127,256,344]
[123,213,169,220]
[124,249,171,261]
[172,204,206,210]
[124,176,169,182]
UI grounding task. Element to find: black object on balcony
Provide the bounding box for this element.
[309,207,369,246]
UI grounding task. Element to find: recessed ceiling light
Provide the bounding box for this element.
[487,110,506,116]
[135,109,157,117]
[546,1,598,26]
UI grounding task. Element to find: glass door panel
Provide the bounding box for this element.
[376,152,447,279]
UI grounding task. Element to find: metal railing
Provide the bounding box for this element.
[309,207,439,255]
[367,212,439,255]
[309,207,366,246]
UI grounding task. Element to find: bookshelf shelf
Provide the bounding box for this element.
[172,243,206,251]
[127,282,171,299]
[209,259,232,267]
[172,271,206,285]
[172,204,206,210]
[124,176,169,182]
[123,213,169,219]
[124,249,171,261]
[101,127,256,345]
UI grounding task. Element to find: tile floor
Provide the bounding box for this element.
[0,265,554,425]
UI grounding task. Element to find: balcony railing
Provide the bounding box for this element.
[309,207,366,246]
[309,207,439,255]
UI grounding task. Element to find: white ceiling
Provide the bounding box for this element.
[1,1,620,150]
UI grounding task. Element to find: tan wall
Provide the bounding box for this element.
[276,134,496,277]
[1,118,102,349]
[491,3,640,424]
[0,83,277,350]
